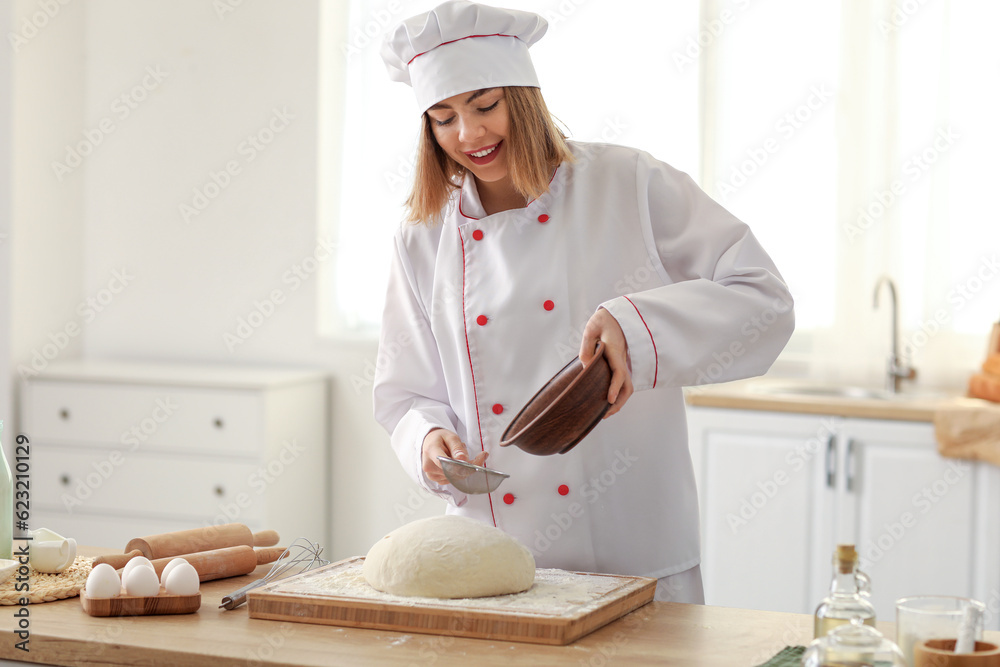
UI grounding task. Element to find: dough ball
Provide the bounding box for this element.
[363,515,535,598]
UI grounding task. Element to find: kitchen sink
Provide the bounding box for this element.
[753,384,948,401]
[759,384,888,399]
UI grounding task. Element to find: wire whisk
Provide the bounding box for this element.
[220,537,330,610]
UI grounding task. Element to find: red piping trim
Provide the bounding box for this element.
[459,228,498,527]
[459,194,476,220]
[623,296,658,388]
[407,33,517,65]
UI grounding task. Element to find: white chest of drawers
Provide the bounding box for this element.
[20,361,329,550]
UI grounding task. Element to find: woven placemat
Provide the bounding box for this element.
[0,556,93,605]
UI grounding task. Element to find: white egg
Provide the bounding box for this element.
[85,563,122,598]
[124,564,160,597]
[159,557,189,586]
[121,556,155,583]
[164,562,200,596]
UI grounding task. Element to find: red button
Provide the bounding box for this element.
[503,493,515,505]
[538,214,549,223]
[492,404,504,415]
[543,300,555,311]
[558,484,569,496]
[472,230,484,241]
[476,315,488,326]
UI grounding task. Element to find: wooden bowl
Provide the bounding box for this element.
[499,342,613,456]
[914,639,1000,666]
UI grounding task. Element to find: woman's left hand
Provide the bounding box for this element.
[579,307,633,418]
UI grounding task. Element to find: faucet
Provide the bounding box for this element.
[873,276,917,394]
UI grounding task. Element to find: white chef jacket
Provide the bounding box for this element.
[372,140,794,579]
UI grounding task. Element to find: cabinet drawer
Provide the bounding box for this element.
[32,448,265,524]
[23,381,262,455]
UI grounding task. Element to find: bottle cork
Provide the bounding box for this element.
[836,544,857,573]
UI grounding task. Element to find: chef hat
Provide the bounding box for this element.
[381,0,548,113]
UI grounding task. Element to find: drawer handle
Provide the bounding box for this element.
[214,485,225,497]
[214,418,224,429]
[825,435,836,488]
[59,408,70,420]
[846,438,857,493]
[60,474,71,486]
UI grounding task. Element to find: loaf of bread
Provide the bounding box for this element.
[969,372,1000,404]
[988,323,1000,358]
[982,353,1000,378]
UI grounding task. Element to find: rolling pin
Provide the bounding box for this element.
[124,523,279,560]
[93,549,145,568]
[151,545,287,582]
[95,545,287,582]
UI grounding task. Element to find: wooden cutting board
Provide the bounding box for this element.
[247,557,655,645]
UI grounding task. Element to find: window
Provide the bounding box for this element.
[704,0,841,331]
[324,0,699,335]
[325,0,1000,386]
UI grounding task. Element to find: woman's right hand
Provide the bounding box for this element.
[422,428,489,485]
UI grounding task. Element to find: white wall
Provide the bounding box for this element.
[9,0,445,560]
[10,0,87,434]
[0,2,11,434]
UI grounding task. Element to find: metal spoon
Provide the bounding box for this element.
[437,456,509,494]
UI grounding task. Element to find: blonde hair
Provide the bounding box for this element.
[404,86,574,225]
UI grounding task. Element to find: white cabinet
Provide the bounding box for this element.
[21,361,329,551]
[687,406,1000,629]
[689,409,839,614]
[844,419,986,622]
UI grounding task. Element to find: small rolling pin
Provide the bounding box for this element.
[95,523,279,568]
[126,523,279,560]
[95,545,287,582]
[153,545,287,582]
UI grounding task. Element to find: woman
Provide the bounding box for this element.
[373,0,794,603]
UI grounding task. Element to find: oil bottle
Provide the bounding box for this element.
[0,421,12,559]
[813,544,876,638]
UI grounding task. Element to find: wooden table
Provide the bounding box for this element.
[0,548,995,666]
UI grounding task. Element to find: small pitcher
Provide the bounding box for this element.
[29,528,77,573]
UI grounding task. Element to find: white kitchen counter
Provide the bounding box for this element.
[684,377,969,422]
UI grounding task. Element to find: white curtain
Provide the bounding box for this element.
[326,0,1000,390]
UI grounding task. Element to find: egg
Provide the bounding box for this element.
[121,556,155,583]
[159,557,189,586]
[164,562,200,596]
[124,564,161,597]
[85,563,122,598]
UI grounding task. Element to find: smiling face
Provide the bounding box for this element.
[425,87,510,187]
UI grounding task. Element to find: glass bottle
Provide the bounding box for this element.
[814,544,877,638]
[0,421,12,559]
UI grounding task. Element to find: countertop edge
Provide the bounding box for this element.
[682,379,982,422]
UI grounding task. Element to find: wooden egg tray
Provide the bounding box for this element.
[80,586,201,617]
